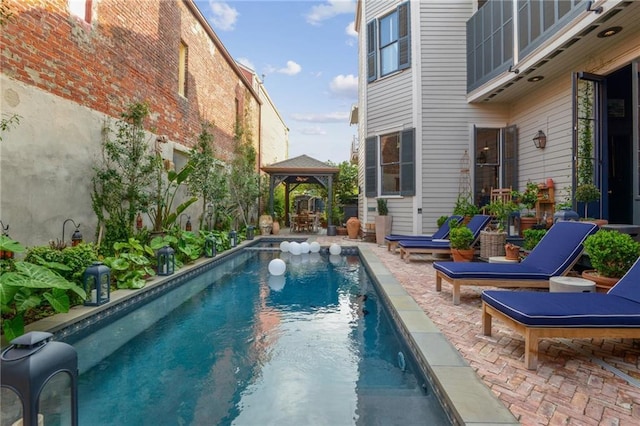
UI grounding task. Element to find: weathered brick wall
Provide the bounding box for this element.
[0,0,259,161]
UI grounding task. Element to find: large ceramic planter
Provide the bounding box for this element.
[375,215,392,245]
[346,217,360,239]
[581,270,619,292]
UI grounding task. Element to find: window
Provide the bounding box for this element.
[69,0,92,23]
[367,2,410,82]
[365,129,415,197]
[178,41,188,97]
[473,125,518,207]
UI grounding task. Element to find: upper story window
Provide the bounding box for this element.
[367,2,410,82]
[69,0,92,23]
[365,129,415,197]
[178,41,188,97]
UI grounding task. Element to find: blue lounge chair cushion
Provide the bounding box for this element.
[434,262,548,280]
[398,215,491,249]
[482,257,640,327]
[433,221,599,279]
[385,215,462,242]
[482,291,640,327]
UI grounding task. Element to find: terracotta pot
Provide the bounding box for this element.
[346,217,360,239]
[451,248,475,262]
[519,216,537,237]
[504,243,520,261]
[271,221,280,235]
[546,178,554,189]
[581,270,619,292]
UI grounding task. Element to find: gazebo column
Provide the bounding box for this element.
[268,175,275,217]
[285,182,290,227]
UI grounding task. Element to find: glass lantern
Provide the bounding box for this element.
[246,226,254,240]
[83,261,110,306]
[0,331,78,426]
[229,230,237,248]
[204,235,216,258]
[157,245,175,276]
[507,211,521,237]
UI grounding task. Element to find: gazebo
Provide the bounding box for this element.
[261,155,340,232]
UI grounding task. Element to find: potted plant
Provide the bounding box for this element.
[575,183,603,223]
[481,198,516,258]
[449,222,475,262]
[453,195,480,223]
[582,229,640,291]
[375,198,392,245]
[513,182,539,235]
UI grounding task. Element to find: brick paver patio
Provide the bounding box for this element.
[313,233,640,425]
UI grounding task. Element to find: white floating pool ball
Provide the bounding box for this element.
[329,243,342,255]
[268,275,286,291]
[309,241,321,253]
[279,241,290,252]
[289,241,302,255]
[268,258,287,276]
[300,242,310,254]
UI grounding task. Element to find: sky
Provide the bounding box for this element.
[194,0,359,164]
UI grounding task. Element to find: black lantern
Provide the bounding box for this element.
[229,230,237,247]
[533,130,547,149]
[507,211,521,237]
[83,261,110,306]
[62,219,82,247]
[246,226,254,240]
[204,234,216,258]
[1,331,78,426]
[157,245,175,276]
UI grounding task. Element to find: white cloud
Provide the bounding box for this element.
[277,60,302,76]
[236,57,255,71]
[208,1,238,31]
[329,74,358,99]
[306,0,356,25]
[291,111,349,123]
[346,21,357,38]
[299,126,328,136]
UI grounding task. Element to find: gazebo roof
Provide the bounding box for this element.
[261,155,339,174]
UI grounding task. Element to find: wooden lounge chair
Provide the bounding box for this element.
[384,215,462,253]
[398,215,491,263]
[482,256,640,369]
[433,221,598,305]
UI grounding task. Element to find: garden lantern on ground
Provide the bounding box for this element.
[229,230,237,247]
[83,262,110,306]
[157,245,175,276]
[204,234,216,258]
[0,331,79,426]
[246,226,254,240]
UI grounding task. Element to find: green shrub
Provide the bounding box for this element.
[583,230,640,278]
[522,229,546,251]
[449,226,474,250]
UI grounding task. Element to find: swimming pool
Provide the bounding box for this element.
[63,248,450,425]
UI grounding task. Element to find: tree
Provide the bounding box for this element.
[228,120,260,228]
[187,122,230,229]
[92,102,156,253]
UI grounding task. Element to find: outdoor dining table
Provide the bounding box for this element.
[291,213,319,233]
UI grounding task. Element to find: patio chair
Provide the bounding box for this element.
[398,214,491,263]
[433,221,598,305]
[481,256,640,369]
[384,215,462,253]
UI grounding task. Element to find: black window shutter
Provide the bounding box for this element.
[400,128,415,196]
[365,136,377,197]
[367,20,377,82]
[397,2,410,70]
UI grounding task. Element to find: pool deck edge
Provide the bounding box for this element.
[358,246,520,426]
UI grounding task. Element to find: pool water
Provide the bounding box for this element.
[67,249,449,425]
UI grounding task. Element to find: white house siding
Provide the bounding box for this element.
[507,24,640,210]
[418,0,507,234]
[360,1,417,236]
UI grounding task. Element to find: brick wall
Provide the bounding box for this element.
[0,0,260,161]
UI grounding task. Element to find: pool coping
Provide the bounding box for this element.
[358,246,520,426]
[5,238,519,425]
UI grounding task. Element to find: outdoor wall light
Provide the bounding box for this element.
[0,220,13,260]
[83,261,111,306]
[62,219,83,246]
[533,131,547,149]
[157,245,175,276]
[597,26,622,38]
[179,214,192,231]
